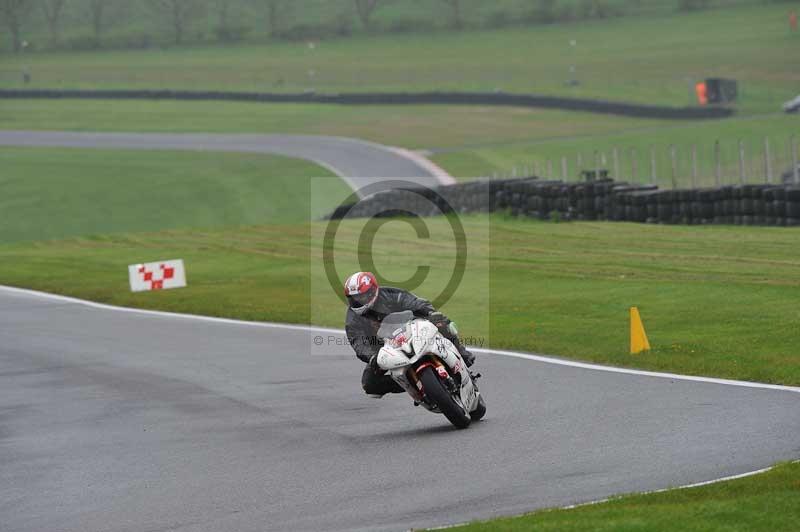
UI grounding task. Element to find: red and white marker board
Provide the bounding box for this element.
[128,259,187,292]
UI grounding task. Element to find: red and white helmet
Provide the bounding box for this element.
[344,271,380,315]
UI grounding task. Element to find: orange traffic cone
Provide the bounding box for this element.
[630,307,651,354]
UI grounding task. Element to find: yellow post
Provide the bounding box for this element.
[630,307,651,354]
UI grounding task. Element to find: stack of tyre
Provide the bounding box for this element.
[326,178,800,227]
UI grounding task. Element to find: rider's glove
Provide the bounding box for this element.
[428,311,449,326]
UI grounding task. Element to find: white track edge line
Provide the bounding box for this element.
[423,462,797,531]
[3,284,798,531]
[387,146,458,186]
[559,466,776,510]
[2,284,799,395]
[0,134,363,199]
[468,347,800,394]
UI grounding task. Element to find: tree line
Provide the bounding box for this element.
[0,0,743,53]
[6,0,460,51]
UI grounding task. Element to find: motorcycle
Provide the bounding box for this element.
[376,311,486,429]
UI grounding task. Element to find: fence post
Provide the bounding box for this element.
[793,135,799,185]
[764,137,772,184]
[670,145,678,189]
[691,144,698,188]
[714,140,722,186]
[738,140,746,184]
[613,147,620,180]
[594,150,600,181]
[547,159,553,179]
[650,146,657,186]
[631,147,638,182]
[561,156,568,181]
[534,161,540,177]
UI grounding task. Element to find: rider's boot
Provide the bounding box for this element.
[362,365,405,397]
[450,335,476,367]
[460,346,476,368]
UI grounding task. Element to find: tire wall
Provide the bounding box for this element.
[328,178,800,227]
[0,89,733,119]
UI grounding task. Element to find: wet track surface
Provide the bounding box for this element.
[0,130,450,194]
[2,288,799,532]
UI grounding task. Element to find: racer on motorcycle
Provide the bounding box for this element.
[343,271,475,397]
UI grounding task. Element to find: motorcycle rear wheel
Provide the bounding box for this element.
[419,366,471,429]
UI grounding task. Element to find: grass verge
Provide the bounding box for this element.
[431,113,800,186]
[0,147,343,242]
[433,461,800,532]
[3,99,798,186]
[0,98,670,149]
[2,4,797,114]
[0,216,798,386]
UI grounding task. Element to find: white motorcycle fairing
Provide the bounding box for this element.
[376,318,481,416]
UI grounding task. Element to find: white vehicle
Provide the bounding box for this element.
[376,311,486,429]
[783,94,800,113]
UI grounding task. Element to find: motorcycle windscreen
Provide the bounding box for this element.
[376,310,414,339]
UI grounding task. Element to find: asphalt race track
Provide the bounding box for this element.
[2,287,799,532]
[2,128,799,530]
[0,130,453,194]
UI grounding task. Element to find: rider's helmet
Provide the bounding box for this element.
[344,272,380,315]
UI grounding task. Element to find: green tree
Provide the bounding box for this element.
[0,0,32,52]
[440,0,462,30]
[534,0,559,23]
[264,0,289,37]
[88,0,110,42]
[147,0,205,45]
[677,0,711,11]
[354,0,380,29]
[40,0,67,46]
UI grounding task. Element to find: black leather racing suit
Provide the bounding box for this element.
[345,287,472,396]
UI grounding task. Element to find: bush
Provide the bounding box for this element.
[335,11,353,36]
[277,23,333,41]
[66,35,101,51]
[579,0,622,19]
[556,5,576,22]
[106,33,154,50]
[485,10,512,29]
[530,0,560,24]
[387,18,435,33]
[677,0,712,11]
[214,25,251,43]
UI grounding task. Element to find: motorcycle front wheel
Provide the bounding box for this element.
[418,366,471,429]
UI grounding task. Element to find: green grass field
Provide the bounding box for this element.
[432,113,800,184]
[437,461,800,532]
[1,215,798,386]
[3,0,717,52]
[3,2,798,529]
[3,98,797,186]
[0,99,661,146]
[3,4,797,114]
[3,3,798,182]
[0,147,343,242]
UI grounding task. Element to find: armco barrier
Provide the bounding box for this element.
[327,178,800,227]
[0,89,734,120]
